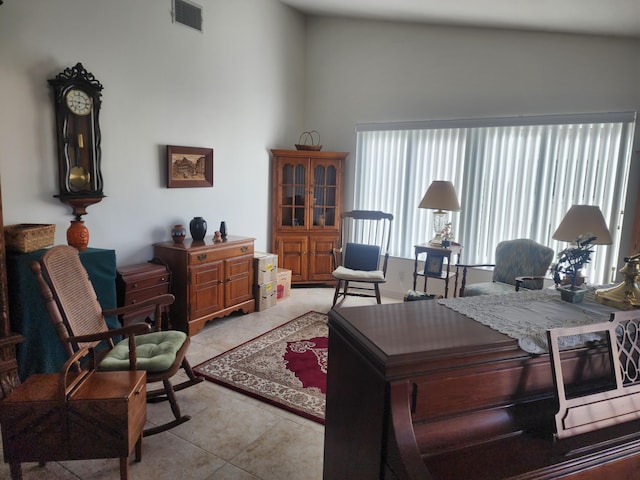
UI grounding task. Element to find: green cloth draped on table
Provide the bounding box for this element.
[7,247,118,380]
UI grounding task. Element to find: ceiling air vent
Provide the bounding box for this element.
[173,0,203,32]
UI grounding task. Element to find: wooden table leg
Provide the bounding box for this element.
[9,462,22,480]
[135,433,142,462]
[119,457,128,480]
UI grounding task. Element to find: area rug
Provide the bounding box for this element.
[194,311,328,424]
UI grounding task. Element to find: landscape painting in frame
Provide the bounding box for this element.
[167,145,213,188]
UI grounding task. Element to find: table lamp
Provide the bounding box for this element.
[552,205,612,245]
[418,180,460,245]
[551,204,612,292]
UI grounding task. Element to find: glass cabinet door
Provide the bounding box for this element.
[312,162,338,228]
[279,161,307,228]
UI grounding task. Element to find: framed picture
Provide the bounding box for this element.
[425,253,445,277]
[167,145,213,188]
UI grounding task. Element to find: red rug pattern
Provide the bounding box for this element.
[194,311,328,424]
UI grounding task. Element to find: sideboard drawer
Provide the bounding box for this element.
[188,243,254,266]
[116,262,171,324]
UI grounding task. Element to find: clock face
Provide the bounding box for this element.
[65,89,92,116]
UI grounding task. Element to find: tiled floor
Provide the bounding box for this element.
[1,286,401,480]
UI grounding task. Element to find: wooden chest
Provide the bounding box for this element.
[1,370,146,465]
[116,262,171,325]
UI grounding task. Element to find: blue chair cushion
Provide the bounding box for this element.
[343,243,380,271]
[99,330,187,373]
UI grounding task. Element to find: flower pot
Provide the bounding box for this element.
[558,285,587,304]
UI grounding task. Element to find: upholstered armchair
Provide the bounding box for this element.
[458,238,554,297]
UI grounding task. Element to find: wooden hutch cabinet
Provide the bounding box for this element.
[270,149,348,284]
[153,235,255,337]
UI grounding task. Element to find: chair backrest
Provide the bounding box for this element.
[493,238,554,288]
[548,310,640,439]
[339,210,393,273]
[36,245,110,352]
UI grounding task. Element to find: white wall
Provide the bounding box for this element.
[303,17,640,296]
[1,4,639,297]
[0,0,306,265]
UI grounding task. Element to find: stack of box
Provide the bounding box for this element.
[277,268,292,301]
[254,252,277,311]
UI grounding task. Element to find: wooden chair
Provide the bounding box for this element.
[331,210,393,306]
[31,245,203,436]
[457,238,554,296]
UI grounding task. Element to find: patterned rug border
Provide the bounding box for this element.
[194,311,328,424]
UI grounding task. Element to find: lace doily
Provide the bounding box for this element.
[437,288,615,354]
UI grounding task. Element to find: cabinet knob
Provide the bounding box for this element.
[240,246,248,253]
[133,283,138,288]
[160,276,166,282]
[197,253,207,261]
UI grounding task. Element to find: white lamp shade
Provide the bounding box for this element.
[418,181,461,212]
[552,205,613,245]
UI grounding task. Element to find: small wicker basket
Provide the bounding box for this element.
[295,130,322,151]
[4,224,56,253]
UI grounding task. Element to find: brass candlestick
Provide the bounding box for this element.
[595,254,640,309]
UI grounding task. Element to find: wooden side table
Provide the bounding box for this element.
[1,364,146,480]
[412,242,462,298]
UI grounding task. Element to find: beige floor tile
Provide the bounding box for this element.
[230,419,324,480]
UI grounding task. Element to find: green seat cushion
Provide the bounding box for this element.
[99,330,187,373]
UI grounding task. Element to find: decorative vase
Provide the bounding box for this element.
[171,224,186,244]
[190,217,207,241]
[558,285,587,304]
[219,221,227,240]
[67,220,89,251]
[189,217,207,242]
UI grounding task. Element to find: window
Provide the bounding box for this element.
[354,112,636,285]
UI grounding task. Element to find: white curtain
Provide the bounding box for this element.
[354,113,636,285]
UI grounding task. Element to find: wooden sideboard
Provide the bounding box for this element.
[153,235,255,336]
[323,300,640,479]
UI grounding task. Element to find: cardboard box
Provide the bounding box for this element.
[255,281,277,311]
[277,268,292,301]
[254,252,278,284]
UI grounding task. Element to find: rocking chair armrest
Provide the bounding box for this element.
[102,293,175,317]
[67,322,151,344]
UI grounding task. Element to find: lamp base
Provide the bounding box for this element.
[429,235,444,246]
[595,256,640,309]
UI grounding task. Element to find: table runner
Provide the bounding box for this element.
[437,288,617,354]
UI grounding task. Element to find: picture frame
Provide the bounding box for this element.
[167,145,213,188]
[425,253,445,277]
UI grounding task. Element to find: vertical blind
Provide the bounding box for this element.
[354,113,636,285]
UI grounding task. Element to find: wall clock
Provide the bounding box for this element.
[48,63,105,250]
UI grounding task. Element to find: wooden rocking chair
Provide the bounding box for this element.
[31,245,203,436]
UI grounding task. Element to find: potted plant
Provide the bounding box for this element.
[551,234,595,303]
